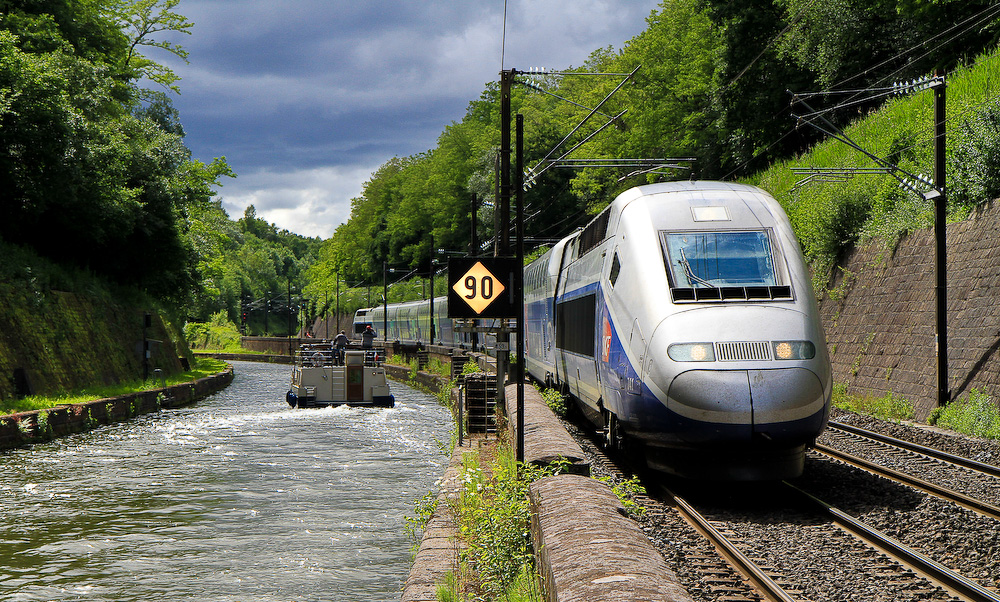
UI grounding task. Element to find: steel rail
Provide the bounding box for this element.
[814,443,1000,521]
[828,420,1000,478]
[661,486,798,602]
[784,482,1000,602]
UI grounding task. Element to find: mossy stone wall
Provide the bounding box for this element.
[0,284,185,401]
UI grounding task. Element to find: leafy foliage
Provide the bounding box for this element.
[758,46,1000,289]
[949,99,1000,208]
[186,203,322,334]
[832,383,916,422]
[450,447,557,601]
[0,0,229,308]
[537,386,568,417]
[6,0,1000,332]
[183,310,245,352]
[928,389,1000,440]
[307,0,1000,310]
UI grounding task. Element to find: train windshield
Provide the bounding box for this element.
[662,231,777,288]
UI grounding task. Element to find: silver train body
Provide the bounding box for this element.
[523,181,831,480]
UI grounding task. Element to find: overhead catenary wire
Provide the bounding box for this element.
[524,65,641,186]
[791,95,937,196]
[827,3,1000,93]
[514,79,621,123]
[723,3,1000,180]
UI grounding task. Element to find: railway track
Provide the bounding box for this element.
[816,424,1000,521]
[820,420,1000,510]
[660,479,1000,602]
[566,414,1000,602]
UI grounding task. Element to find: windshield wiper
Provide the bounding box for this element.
[679,248,717,288]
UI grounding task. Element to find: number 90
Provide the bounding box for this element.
[464,275,494,300]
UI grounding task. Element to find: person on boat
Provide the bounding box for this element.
[334,330,349,365]
[362,325,376,349]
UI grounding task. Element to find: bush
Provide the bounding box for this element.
[949,100,1000,210]
[832,383,915,422]
[537,386,568,417]
[928,389,1000,440]
[184,311,244,352]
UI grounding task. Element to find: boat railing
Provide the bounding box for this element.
[294,343,386,368]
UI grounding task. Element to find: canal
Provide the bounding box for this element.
[0,361,453,601]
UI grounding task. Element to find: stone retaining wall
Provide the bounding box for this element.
[820,201,1000,420]
[0,367,234,450]
[503,383,589,474]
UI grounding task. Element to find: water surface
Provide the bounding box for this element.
[0,361,452,601]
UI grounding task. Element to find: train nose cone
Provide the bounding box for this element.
[667,369,752,425]
[662,368,825,444]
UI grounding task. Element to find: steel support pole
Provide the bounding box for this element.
[932,77,949,406]
[430,261,435,346]
[470,194,479,352]
[383,261,388,345]
[515,113,525,464]
[496,69,513,414]
[287,280,292,356]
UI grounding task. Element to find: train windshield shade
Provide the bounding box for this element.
[662,231,777,289]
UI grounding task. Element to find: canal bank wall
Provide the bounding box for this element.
[0,366,234,450]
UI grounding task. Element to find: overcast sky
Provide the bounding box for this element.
[163,1,660,238]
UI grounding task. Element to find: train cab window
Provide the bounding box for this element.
[662,230,791,302]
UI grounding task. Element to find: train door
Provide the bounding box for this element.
[629,319,645,386]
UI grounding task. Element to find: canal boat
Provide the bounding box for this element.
[286,343,395,408]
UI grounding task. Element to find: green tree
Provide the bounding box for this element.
[0,0,231,307]
[110,0,193,92]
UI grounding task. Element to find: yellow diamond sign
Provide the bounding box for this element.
[452,261,506,315]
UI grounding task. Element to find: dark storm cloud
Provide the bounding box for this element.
[161,0,658,237]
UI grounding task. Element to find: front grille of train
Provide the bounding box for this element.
[715,341,772,362]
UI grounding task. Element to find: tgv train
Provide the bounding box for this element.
[523,181,831,479]
[355,181,831,479]
[353,299,482,348]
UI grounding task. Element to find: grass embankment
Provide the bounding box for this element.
[746,46,1000,440]
[754,46,1000,290]
[0,240,192,402]
[0,357,229,416]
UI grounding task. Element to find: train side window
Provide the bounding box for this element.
[609,252,621,287]
[556,293,596,357]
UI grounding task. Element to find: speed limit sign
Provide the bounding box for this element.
[447,257,518,318]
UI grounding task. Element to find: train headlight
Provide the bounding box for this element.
[668,343,715,362]
[772,341,815,360]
